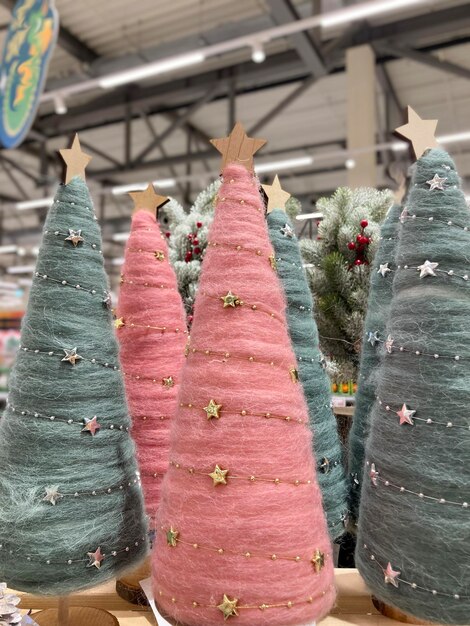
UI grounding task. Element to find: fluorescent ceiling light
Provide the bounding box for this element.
[111,257,125,266]
[7,265,35,274]
[320,0,429,29]
[255,156,313,174]
[99,52,205,89]
[112,233,130,242]
[251,41,266,63]
[438,131,470,144]
[0,280,18,290]
[16,197,54,210]
[0,245,17,254]
[296,212,324,221]
[111,179,175,196]
[53,94,67,115]
[345,158,356,169]
[18,278,32,287]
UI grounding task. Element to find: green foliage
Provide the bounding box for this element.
[301,187,393,380]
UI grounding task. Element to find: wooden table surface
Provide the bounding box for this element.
[17,569,457,625]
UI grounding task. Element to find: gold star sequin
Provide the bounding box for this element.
[289,367,299,383]
[154,250,165,261]
[311,549,325,573]
[166,527,179,547]
[217,595,239,620]
[64,229,84,247]
[262,175,291,213]
[395,106,438,160]
[269,255,277,271]
[59,134,92,185]
[114,317,125,329]
[162,376,174,388]
[209,464,228,486]
[204,399,222,420]
[61,347,83,365]
[221,291,241,308]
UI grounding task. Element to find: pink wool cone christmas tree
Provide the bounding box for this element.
[116,185,188,527]
[152,125,335,626]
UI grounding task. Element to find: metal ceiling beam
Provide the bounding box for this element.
[267,0,326,77]
[378,42,470,81]
[0,0,99,64]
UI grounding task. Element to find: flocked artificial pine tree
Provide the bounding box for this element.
[265,176,348,541]
[0,135,148,594]
[300,187,393,382]
[356,109,470,624]
[152,124,335,626]
[348,202,402,528]
[115,185,188,528]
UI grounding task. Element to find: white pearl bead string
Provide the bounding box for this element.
[376,398,470,431]
[19,345,121,371]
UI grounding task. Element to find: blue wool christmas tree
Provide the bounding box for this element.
[265,176,348,540]
[0,136,148,595]
[348,202,402,529]
[357,110,470,624]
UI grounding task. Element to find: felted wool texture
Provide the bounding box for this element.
[356,149,470,624]
[152,164,335,626]
[267,208,348,541]
[117,210,187,527]
[348,203,402,528]
[0,177,148,595]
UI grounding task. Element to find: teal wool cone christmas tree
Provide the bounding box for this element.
[348,202,402,529]
[0,135,148,595]
[356,128,470,621]
[265,176,348,541]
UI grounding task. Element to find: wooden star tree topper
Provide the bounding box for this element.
[128,184,169,216]
[261,175,291,213]
[59,134,92,185]
[395,106,439,160]
[210,122,266,173]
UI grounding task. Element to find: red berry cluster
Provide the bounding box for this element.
[184,221,204,263]
[347,219,371,267]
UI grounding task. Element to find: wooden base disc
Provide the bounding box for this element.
[33,607,119,626]
[372,597,442,625]
[115,555,151,605]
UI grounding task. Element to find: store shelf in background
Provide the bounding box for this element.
[18,570,460,625]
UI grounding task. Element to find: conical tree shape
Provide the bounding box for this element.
[0,177,148,594]
[356,149,470,624]
[348,203,401,528]
[267,208,348,541]
[116,209,188,527]
[152,164,335,626]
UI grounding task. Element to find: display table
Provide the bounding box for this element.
[13,569,461,625]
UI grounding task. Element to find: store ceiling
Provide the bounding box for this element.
[0,0,469,284]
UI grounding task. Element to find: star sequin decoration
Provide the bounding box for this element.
[311,549,325,573]
[204,399,222,420]
[221,291,241,308]
[384,335,394,354]
[43,486,63,506]
[280,223,294,238]
[102,291,112,309]
[426,173,447,191]
[210,122,266,172]
[269,255,277,271]
[384,562,401,588]
[399,206,408,224]
[162,376,174,388]
[289,367,299,383]
[261,175,291,213]
[82,416,101,436]
[154,250,165,261]
[61,347,83,365]
[377,263,391,277]
[217,595,239,620]
[64,229,84,247]
[166,526,179,547]
[394,106,438,160]
[397,403,415,426]
[369,463,379,486]
[114,317,125,329]
[319,458,330,474]
[209,464,228,486]
[59,134,92,185]
[368,331,380,346]
[87,547,104,569]
[417,260,438,278]
[129,184,169,215]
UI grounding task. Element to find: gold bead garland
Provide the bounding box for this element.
[119,276,176,291]
[207,240,276,270]
[114,317,188,335]
[179,401,306,425]
[201,290,282,322]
